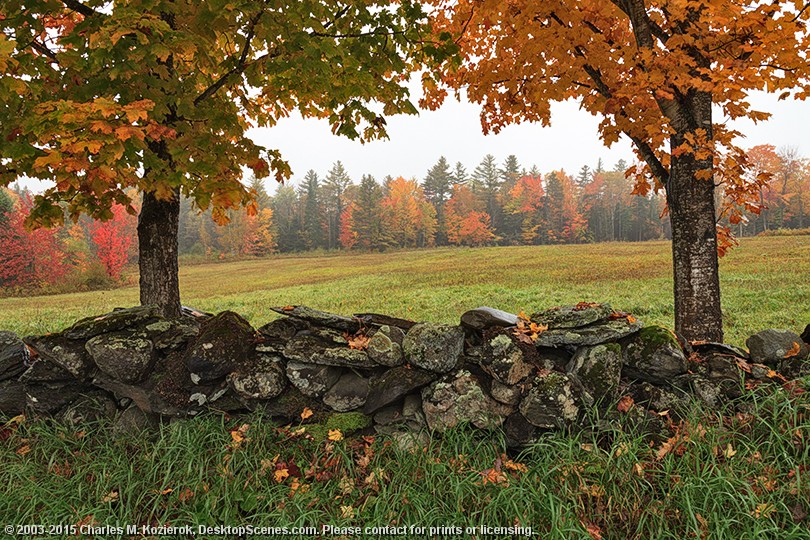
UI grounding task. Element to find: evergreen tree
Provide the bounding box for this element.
[452,162,468,185]
[613,159,629,173]
[576,165,592,188]
[0,188,12,225]
[352,174,389,250]
[323,161,352,249]
[500,155,521,188]
[272,185,305,252]
[423,156,454,245]
[472,154,502,232]
[249,176,272,210]
[301,170,324,250]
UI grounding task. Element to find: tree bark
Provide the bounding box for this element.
[138,189,182,319]
[666,92,723,342]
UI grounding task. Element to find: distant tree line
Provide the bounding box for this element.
[1,146,807,291]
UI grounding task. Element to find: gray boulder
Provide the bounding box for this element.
[0,331,28,382]
[270,305,362,332]
[367,326,405,367]
[63,305,161,340]
[226,354,286,401]
[284,361,342,398]
[144,318,201,351]
[481,332,534,385]
[184,311,256,383]
[0,379,26,416]
[421,370,512,431]
[403,323,464,373]
[746,329,809,367]
[283,335,376,369]
[460,307,519,332]
[518,371,581,429]
[322,372,369,412]
[364,365,436,413]
[489,380,523,406]
[24,334,94,379]
[531,303,614,329]
[622,326,688,384]
[566,343,623,403]
[86,331,155,384]
[534,318,642,348]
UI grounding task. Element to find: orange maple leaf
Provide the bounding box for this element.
[345,332,370,350]
[784,342,802,358]
[300,407,314,420]
[617,395,634,413]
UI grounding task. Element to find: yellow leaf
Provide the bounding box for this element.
[784,342,801,358]
[16,445,31,456]
[339,505,355,519]
[724,443,737,459]
[327,429,343,442]
[102,490,119,503]
[274,468,289,483]
[300,407,314,420]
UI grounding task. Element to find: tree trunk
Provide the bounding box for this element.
[138,189,182,318]
[667,120,724,342]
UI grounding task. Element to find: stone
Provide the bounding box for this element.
[285,361,342,398]
[86,331,155,384]
[19,357,73,383]
[59,392,118,426]
[226,354,286,401]
[746,329,809,367]
[283,335,376,369]
[146,318,201,351]
[184,311,256,383]
[402,394,427,429]
[518,372,581,429]
[24,334,94,379]
[503,412,537,447]
[801,324,810,345]
[0,331,28,382]
[24,380,94,415]
[257,317,308,342]
[421,370,512,431]
[363,365,436,414]
[460,307,519,332]
[566,343,623,403]
[622,326,688,385]
[63,305,162,340]
[322,372,369,412]
[366,326,405,367]
[112,404,159,437]
[489,380,522,406]
[628,381,690,413]
[531,303,614,329]
[534,318,643,348]
[675,374,726,409]
[481,332,534,385]
[403,323,465,373]
[0,379,26,416]
[254,387,320,419]
[353,312,418,332]
[374,404,405,426]
[271,305,362,332]
[704,353,745,400]
[691,341,749,360]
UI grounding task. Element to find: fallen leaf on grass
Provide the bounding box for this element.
[102,491,119,503]
[328,429,343,442]
[723,443,737,459]
[656,435,680,461]
[582,521,603,539]
[300,407,314,420]
[617,395,634,413]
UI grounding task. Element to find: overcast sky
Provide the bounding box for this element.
[250,88,810,191]
[15,88,810,194]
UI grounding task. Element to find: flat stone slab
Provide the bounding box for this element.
[461,307,519,332]
[534,317,643,348]
[283,335,377,369]
[531,303,614,329]
[364,366,436,414]
[63,305,161,340]
[271,305,362,332]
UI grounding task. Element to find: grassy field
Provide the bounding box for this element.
[2,237,809,538]
[1,236,808,345]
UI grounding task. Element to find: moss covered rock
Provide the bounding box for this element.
[421,370,512,431]
[184,311,256,383]
[86,331,155,384]
[403,323,464,373]
[518,371,581,429]
[622,326,687,385]
[566,343,622,403]
[531,303,614,329]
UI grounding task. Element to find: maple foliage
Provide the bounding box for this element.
[381,177,437,248]
[444,184,495,246]
[87,203,136,279]
[0,193,67,288]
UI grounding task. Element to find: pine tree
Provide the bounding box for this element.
[472,154,502,233]
[351,174,388,250]
[423,156,454,245]
[272,185,305,252]
[301,170,324,250]
[323,162,352,249]
[249,176,272,210]
[452,162,468,185]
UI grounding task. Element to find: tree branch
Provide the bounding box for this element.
[27,40,59,62]
[194,7,266,106]
[62,0,101,18]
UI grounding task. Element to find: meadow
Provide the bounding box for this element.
[1,235,808,345]
[1,236,809,538]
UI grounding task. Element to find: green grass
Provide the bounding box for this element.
[1,236,808,345]
[2,382,808,539]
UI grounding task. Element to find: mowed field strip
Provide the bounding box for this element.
[1,236,807,345]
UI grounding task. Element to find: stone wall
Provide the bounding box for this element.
[1,303,808,446]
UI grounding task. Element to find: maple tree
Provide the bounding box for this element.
[444,184,495,246]
[0,0,439,316]
[424,0,810,341]
[87,203,135,278]
[381,177,437,248]
[0,194,67,288]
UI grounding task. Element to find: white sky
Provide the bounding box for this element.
[249,88,810,191]
[15,89,810,194]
